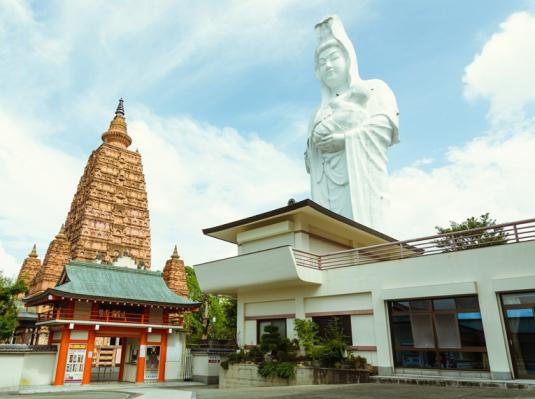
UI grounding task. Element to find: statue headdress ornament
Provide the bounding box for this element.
[314,15,361,105]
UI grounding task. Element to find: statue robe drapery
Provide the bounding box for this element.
[306,78,399,230]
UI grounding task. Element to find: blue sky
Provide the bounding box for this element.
[1,0,534,276]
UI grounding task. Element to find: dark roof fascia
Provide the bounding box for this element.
[22,289,53,305]
[203,198,396,242]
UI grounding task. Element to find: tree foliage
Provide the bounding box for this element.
[435,213,508,252]
[183,266,237,345]
[0,274,26,341]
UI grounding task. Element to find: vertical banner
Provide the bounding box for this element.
[65,344,87,383]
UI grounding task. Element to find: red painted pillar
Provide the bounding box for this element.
[136,332,147,383]
[47,328,54,345]
[118,338,127,381]
[81,329,96,384]
[158,333,168,382]
[53,326,71,385]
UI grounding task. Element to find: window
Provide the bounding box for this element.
[388,295,488,370]
[501,291,535,379]
[257,319,286,343]
[312,315,352,345]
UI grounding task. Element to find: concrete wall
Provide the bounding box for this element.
[219,364,370,388]
[165,331,185,381]
[192,352,226,384]
[0,351,56,391]
[231,241,535,380]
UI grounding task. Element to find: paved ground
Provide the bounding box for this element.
[3,383,535,399]
[181,384,535,399]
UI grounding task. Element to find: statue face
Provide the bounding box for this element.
[317,46,348,90]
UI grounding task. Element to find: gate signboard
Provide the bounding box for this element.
[64,344,87,383]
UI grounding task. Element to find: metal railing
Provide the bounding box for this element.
[37,308,184,327]
[293,218,535,270]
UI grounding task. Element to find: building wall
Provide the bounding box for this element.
[238,233,294,255]
[0,352,56,390]
[234,241,535,380]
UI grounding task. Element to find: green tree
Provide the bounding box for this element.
[183,266,237,345]
[0,274,26,341]
[435,213,508,252]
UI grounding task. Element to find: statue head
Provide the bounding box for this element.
[314,16,361,104]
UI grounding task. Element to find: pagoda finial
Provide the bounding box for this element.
[56,224,66,238]
[102,98,131,148]
[29,244,38,258]
[116,98,125,117]
[171,245,180,259]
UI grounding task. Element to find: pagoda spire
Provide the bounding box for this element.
[115,98,125,117]
[29,244,38,258]
[171,245,180,259]
[17,244,42,288]
[101,98,132,149]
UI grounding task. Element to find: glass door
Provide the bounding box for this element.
[144,345,160,380]
[502,292,535,379]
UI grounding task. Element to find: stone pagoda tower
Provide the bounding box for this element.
[27,100,153,296]
[17,245,41,288]
[163,246,189,298]
[63,99,151,269]
[29,225,71,294]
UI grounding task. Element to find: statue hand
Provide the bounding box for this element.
[316,132,345,153]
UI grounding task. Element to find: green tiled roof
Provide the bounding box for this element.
[47,261,197,307]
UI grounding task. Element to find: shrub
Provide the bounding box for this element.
[259,325,298,362]
[257,362,296,379]
[220,349,246,369]
[294,318,320,354]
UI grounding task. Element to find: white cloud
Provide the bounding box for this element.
[387,11,535,240]
[0,241,19,279]
[463,12,535,124]
[129,107,308,269]
[385,130,535,240]
[0,111,82,277]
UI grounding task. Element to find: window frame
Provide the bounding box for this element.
[311,315,353,346]
[388,295,488,371]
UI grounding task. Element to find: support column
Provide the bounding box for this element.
[136,332,148,383]
[158,333,168,382]
[478,283,513,380]
[236,299,245,347]
[372,291,394,376]
[81,329,96,384]
[54,327,71,385]
[118,338,127,382]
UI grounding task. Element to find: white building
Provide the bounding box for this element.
[194,199,535,380]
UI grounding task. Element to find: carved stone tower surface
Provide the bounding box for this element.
[29,225,71,294]
[163,246,189,298]
[17,244,41,287]
[63,99,151,269]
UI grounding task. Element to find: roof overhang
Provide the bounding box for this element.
[203,199,396,248]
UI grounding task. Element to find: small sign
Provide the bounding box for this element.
[208,355,220,364]
[139,345,147,358]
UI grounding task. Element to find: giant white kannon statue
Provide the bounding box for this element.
[305,15,399,231]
